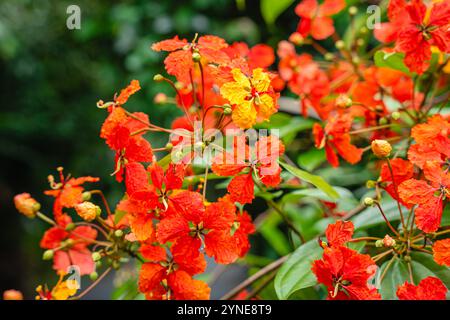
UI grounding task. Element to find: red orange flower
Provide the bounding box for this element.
[312,246,380,300]
[313,114,363,167]
[40,216,97,275]
[396,276,447,300]
[433,239,450,266]
[294,0,346,40]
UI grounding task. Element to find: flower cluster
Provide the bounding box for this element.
[10,0,450,301]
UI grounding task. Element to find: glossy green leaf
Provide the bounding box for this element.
[377,256,409,300]
[274,239,323,299]
[374,51,412,75]
[297,148,326,171]
[280,162,339,199]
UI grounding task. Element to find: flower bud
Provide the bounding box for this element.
[375,240,384,248]
[356,39,365,47]
[14,193,40,218]
[89,272,98,281]
[364,197,375,206]
[43,250,54,261]
[335,94,352,108]
[3,289,23,300]
[165,142,173,151]
[324,53,335,61]
[404,255,412,262]
[348,6,358,15]
[335,40,345,50]
[192,52,201,62]
[383,235,396,247]
[391,111,401,120]
[114,229,124,238]
[378,117,388,125]
[92,252,102,262]
[371,140,392,158]
[154,93,168,105]
[289,32,304,46]
[74,202,101,222]
[223,107,232,115]
[352,56,361,64]
[82,191,91,201]
[366,180,376,188]
[153,74,164,82]
[65,223,76,231]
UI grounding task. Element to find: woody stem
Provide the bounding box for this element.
[220,255,288,300]
[70,267,112,300]
[374,202,401,237]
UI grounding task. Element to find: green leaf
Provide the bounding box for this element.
[297,148,326,171]
[261,0,295,26]
[280,162,339,200]
[274,239,323,299]
[374,51,412,75]
[259,212,291,255]
[377,256,409,300]
[410,252,450,288]
[352,199,401,230]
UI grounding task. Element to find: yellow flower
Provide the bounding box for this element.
[220,68,276,129]
[51,279,78,300]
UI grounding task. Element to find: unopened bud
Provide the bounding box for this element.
[356,39,365,47]
[364,197,375,206]
[89,272,98,281]
[165,142,173,151]
[223,107,232,115]
[74,202,101,222]
[154,93,168,105]
[14,193,40,218]
[366,180,376,189]
[404,255,412,262]
[375,240,384,248]
[92,252,102,262]
[114,229,124,238]
[3,289,23,300]
[335,94,352,108]
[324,53,335,61]
[360,27,368,35]
[192,52,201,62]
[383,235,396,247]
[391,111,401,120]
[65,223,76,231]
[371,140,392,158]
[82,191,91,201]
[348,6,358,15]
[153,74,164,82]
[43,250,54,260]
[289,32,304,46]
[352,56,361,64]
[335,40,345,50]
[378,117,388,125]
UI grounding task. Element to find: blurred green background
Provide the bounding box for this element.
[0,0,303,298]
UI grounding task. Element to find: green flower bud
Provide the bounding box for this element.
[65,223,76,231]
[114,229,124,238]
[391,111,401,120]
[364,197,375,206]
[43,250,54,260]
[89,272,98,281]
[348,6,358,15]
[153,74,164,82]
[335,40,345,50]
[192,52,201,62]
[82,191,91,201]
[375,240,384,248]
[92,252,102,262]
